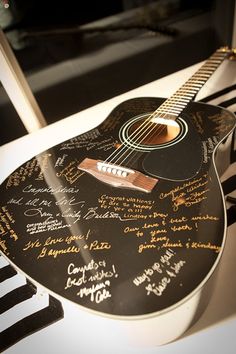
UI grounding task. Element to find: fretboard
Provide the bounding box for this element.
[153,47,234,119]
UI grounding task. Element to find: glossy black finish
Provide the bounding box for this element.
[0,98,235,317]
[143,115,203,180]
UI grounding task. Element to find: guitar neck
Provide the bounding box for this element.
[153,47,235,119]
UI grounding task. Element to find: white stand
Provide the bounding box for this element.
[0,28,47,133]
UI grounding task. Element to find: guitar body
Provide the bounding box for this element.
[0,97,235,344]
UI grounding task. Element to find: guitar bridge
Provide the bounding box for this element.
[78,158,158,193]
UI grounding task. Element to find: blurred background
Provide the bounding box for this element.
[0,0,235,144]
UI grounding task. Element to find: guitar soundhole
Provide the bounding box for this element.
[130,118,180,145]
[119,113,187,151]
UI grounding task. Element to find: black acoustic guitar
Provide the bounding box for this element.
[0,47,236,344]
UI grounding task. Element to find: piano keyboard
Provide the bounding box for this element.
[0,255,64,352]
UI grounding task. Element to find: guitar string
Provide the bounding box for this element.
[102,50,229,169]
[106,110,173,165]
[112,111,181,168]
[104,107,171,164]
[106,101,185,168]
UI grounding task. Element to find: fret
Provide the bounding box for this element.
[208,57,223,60]
[176,95,196,101]
[154,109,179,116]
[190,77,209,83]
[177,87,197,93]
[158,106,183,113]
[157,105,183,112]
[182,83,203,88]
[192,78,209,82]
[197,69,214,74]
[164,97,189,105]
[188,79,205,84]
[196,69,213,73]
[166,95,190,102]
[211,58,226,63]
[161,100,186,106]
[161,109,182,115]
[173,88,196,95]
[158,109,186,116]
[177,88,197,94]
[171,102,187,108]
[203,60,223,65]
[174,94,195,100]
[201,67,218,71]
[198,67,216,74]
[189,76,206,81]
[175,97,190,102]
[198,67,214,71]
[214,53,227,58]
[157,104,184,110]
[192,73,211,78]
[154,105,183,112]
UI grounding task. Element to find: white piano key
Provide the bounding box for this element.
[0,273,26,297]
[0,289,49,332]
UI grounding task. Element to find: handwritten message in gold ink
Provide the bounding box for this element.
[59,130,117,152]
[56,160,84,184]
[0,206,18,255]
[22,229,111,260]
[6,154,51,188]
[209,111,236,136]
[123,212,220,254]
[159,173,210,211]
[64,259,118,304]
[21,184,80,196]
[98,194,155,220]
[202,136,219,163]
[101,111,123,132]
[191,111,204,135]
[60,129,101,151]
